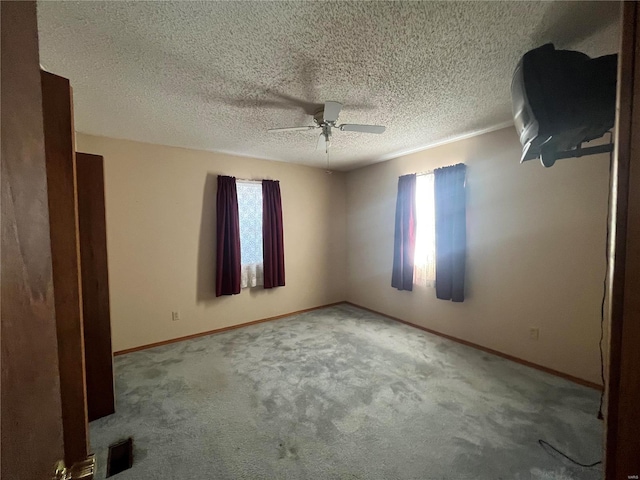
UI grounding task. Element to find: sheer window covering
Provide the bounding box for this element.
[237,181,264,288]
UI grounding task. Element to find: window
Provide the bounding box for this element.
[414,173,436,287]
[236,181,263,288]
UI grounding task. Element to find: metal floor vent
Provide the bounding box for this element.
[106,437,133,477]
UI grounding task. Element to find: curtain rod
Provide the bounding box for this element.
[412,162,466,177]
[236,178,263,183]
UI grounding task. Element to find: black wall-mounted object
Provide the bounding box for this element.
[511,43,617,167]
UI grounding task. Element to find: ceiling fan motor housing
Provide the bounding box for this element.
[314,109,333,126]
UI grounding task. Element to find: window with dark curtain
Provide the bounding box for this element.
[434,163,467,302]
[391,174,417,291]
[215,175,241,296]
[262,180,285,288]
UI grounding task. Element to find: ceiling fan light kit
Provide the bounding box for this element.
[268,101,386,154]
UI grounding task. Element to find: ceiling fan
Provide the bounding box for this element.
[267,101,385,153]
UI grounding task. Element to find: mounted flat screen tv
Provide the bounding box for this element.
[511,43,617,166]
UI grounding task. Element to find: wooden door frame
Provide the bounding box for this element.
[76,152,116,422]
[1,2,66,478]
[1,3,92,477]
[41,70,90,466]
[605,1,640,478]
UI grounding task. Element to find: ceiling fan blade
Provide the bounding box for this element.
[323,101,342,122]
[268,126,317,132]
[316,133,327,152]
[339,124,386,134]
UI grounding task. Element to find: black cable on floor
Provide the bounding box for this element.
[597,133,614,420]
[538,440,602,468]
[538,134,614,469]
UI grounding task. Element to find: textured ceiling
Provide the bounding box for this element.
[37,1,619,171]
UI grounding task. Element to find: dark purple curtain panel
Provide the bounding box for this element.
[391,174,417,291]
[434,164,467,302]
[262,180,285,288]
[216,175,241,296]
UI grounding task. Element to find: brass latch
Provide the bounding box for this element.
[53,454,96,480]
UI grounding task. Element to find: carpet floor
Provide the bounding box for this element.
[90,304,603,480]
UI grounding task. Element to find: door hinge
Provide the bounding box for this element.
[53,454,96,480]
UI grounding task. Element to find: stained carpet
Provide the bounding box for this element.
[90,304,603,479]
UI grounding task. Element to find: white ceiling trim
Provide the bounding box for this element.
[357,121,516,170]
[78,120,516,173]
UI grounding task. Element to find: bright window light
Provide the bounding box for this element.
[414,173,436,287]
[236,181,263,265]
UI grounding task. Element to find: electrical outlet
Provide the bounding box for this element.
[172,311,180,322]
[529,327,539,341]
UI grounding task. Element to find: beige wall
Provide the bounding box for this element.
[345,127,610,385]
[76,134,347,352]
[78,127,609,384]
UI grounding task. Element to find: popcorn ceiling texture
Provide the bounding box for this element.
[37,1,619,170]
